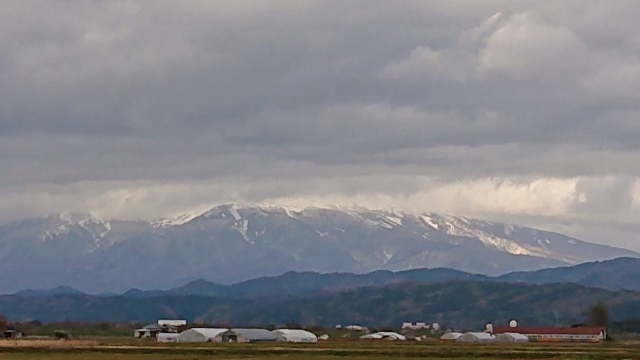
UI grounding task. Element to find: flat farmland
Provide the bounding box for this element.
[1,339,640,360]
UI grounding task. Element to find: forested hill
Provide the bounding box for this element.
[120,257,640,299]
[3,281,640,329]
[15,257,640,301]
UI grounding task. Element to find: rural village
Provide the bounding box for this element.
[127,318,607,344]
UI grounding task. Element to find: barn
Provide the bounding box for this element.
[494,326,606,343]
[215,329,278,343]
[440,332,462,341]
[177,328,228,343]
[495,332,529,343]
[273,329,318,343]
[456,332,494,342]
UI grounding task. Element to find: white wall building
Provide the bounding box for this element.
[157,333,179,343]
[158,320,187,327]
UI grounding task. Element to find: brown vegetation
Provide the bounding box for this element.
[0,339,98,348]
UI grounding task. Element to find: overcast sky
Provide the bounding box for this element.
[3,1,640,249]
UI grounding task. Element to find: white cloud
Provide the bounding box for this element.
[2,1,640,250]
[477,12,586,80]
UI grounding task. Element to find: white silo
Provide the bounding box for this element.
[509,320,518,328]
[485,323,493,333]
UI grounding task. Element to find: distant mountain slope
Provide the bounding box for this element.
[121,257,640,299]
[14,286,85,297]
[4,281,640,329]
[122,268,491,299]
[0,204,637,293]
[498,257,640,291]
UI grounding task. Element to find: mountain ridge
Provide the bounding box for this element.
[12,257,640,298]
[3,280,640,329]
[0,204,636,293]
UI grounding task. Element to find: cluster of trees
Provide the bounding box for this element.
[588,301,609,327]
[0,314,7,332]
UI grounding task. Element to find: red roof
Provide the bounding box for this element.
[494,326,604,336]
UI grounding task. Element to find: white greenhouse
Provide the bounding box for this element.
[360,332,406,341]
[456,332,494,342]
[214,329,278,343]
[440,332,463,341]
[495,332,529,343]
[177,328,228,343]
[273,329,318,343]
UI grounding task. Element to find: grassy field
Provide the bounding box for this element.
[1,338,640,360]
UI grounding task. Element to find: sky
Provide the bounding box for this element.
[2,1,640,250]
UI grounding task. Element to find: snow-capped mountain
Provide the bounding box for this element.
[0,204,636,293]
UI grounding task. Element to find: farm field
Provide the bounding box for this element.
[1,339,640,360]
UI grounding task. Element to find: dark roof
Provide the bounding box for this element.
[143,324,163,330]
[494,326,604,335]
[226,328,277,340]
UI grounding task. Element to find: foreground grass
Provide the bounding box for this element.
[2,339,640,360]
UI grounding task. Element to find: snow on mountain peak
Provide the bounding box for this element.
[40,213,112,244]
[2,203,639,292]
[38,204,638,266]
[153,212,201,228]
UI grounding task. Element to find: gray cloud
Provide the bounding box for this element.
[2,1,640,249]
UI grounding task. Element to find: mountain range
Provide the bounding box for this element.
[0,204,637,293]
[6,257,640,328]
[3,281,640,329]
[16,256,640,298]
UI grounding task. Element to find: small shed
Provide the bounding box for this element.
[273,329,318,343]
[495,332,529,343]
[456,332,494,342]
[177,328,228,343]
[215,329,277,343]
[3,330,24,339]
[54,330,71,340]
[440,332,462,341]
[157,333,179,343]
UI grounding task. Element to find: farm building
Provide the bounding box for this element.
[134,324,164,338]
[215,329,278,343]
[177,328,228,343]
[494,326,606,343]
[402,322,428,330]
[456,332,494,342]
[3,330,24,339]
[360,332,406,341]
[440,332,462,341]
[157,333,179,343]
[495,332,529,343]
[273,329,318,343]
[158,320,187,328]
[344,325,367,331]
